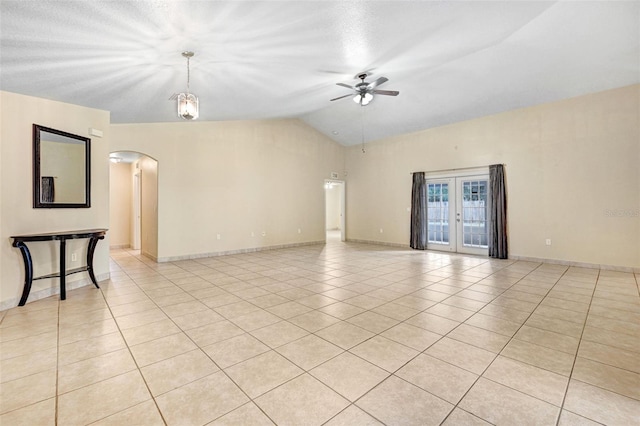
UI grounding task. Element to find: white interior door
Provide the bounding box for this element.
[426,175,489,255]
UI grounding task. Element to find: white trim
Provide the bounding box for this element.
[424,166,489,180]
[347,242,639,272]
[141,251,158,262]
[324,179,346,242]
[413,164,500,176]
[154,241,325,263]
[509,254,640,273]
[109,244,130,249]
[347,239,409,248]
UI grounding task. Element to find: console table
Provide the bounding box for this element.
[11,229,108,306]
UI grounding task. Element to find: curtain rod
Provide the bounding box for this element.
[411,164,504,175]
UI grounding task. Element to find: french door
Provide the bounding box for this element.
[426,175,489,255]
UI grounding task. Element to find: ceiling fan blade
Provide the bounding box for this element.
[372,89,399,96]
[368,77,388,90]
[336,83,354,90]
[330,93,354,101]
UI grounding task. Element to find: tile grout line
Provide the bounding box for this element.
[55,299,60,426]
[554,267,600,426]
[434,262,573,424]
[119,252,283,426]
[95,259,170,426]
[138,249,471,424]
[330,258,534,424]
[319,259,538,425]
[11,244,636,425]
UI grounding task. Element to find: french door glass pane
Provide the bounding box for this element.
[461,180,488,248]
[427,183,449,244]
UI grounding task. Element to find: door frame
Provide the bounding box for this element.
[132,171,141,250]
[324,179,346,242]
[425,168,489,255]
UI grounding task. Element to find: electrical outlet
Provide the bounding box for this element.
[216,234,221,240]
[251,231,255,237]
[262,231,266,237]
[379,228,383,233]
[297,228,301,234]
[71,252,77,262]
[545,239,552,246]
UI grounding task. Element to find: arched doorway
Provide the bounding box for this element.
[109,151,159,260]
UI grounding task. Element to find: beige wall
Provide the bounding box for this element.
[0,91,110,310]
[345,84,640,269]
[108,162,132,248]
[111,119,344,261]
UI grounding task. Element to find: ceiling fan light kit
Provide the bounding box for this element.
[354,92,373,106]
[331,73,399,107]
[177,51,199,120]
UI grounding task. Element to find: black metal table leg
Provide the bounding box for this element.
[86,236,103,288]
[14,241,34,306]
[60,239,66,300]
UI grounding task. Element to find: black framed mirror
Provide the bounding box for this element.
[33,124,91,208]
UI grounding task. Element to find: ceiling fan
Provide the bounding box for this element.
[330,73,399,106]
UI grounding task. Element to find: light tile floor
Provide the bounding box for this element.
[1,235,639,425]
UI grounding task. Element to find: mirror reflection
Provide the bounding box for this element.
[33,124,91,208]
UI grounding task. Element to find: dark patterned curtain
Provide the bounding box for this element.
[488,164,508,258]
[410,172,427,250]
[41,176,55,203]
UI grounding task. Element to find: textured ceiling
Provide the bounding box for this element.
[1,1,639,146]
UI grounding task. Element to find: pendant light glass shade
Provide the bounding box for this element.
[178,93,199,120]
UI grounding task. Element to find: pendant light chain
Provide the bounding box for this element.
[186,55,191,95]
[360,105,366,154]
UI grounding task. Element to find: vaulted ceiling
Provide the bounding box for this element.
[1,1,638,146]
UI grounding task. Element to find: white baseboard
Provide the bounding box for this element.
[141,251,158,262]
[346,238,409,249]
[155,241,326,263]
[109,244,130,249]
[346,239,639,273]
[509,254,640,273]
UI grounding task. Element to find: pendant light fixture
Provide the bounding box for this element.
[177,51,199,120]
